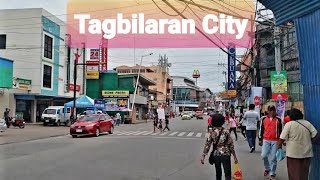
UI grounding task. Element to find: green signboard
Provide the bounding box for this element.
[0,57,13,88]
[13,78,32,90]
[270,71,288,100]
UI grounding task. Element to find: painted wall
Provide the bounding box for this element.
[0,57,13,88]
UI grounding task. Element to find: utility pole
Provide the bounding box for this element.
[72,48,81,122]
[274,25,282,71]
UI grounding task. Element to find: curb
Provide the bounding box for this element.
[0,133,69,146]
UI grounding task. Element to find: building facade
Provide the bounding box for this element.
[115,63,172,106]
[0,9,85,123]
[86,71,155,123]
[172,76,199,112]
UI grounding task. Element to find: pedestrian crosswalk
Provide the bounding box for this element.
[113,131,204,138]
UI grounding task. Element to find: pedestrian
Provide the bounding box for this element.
[3,108,10,127]
[243,104,260,153]
[153,114,158,132]
[158,119,163,132]
[283,110,291,125]
[116,112,121,126]
[238,112,246,139]
[207,115,213,132]
[223,112,230,129]
[278,108,318,180]
[201,114,239,180]
[229,114,238,141]
[163,116,170,131]
[258,105,283,180]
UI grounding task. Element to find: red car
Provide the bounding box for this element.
[70,114,114,138]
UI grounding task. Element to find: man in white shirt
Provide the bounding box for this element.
[243,104,260,153]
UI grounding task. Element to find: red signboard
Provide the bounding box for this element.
[69,84,80,92]
[86,60,99,65]
[101,38,108,71]
[272,93,289,101]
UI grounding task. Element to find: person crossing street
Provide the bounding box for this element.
[163,116,170,131]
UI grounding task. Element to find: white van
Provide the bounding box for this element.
[41,106,71,126]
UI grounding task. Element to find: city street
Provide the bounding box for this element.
[0,117,287,180]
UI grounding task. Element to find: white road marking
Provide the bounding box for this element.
[119,131,135,135]
[128,131,142,135]
[168,132,179,136]
[159,132,169,136]
[177,132,186,137]
[141,131,154,135]
[151,132,161,135]
[187,132,194,137]
[196,133,202,137]
[132,131,149,135]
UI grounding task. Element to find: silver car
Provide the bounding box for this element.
[0,118,7,132]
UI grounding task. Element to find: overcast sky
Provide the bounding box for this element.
[0,0,253,93]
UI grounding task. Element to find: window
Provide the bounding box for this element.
[140,69,145,73]
[0,34,6,49]
[132,69,139,73]
[43,65,52,88]
[44,34,53,59]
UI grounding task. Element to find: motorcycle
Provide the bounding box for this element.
[9,117,25,128]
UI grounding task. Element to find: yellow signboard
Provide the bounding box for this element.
[219,90,237,97]
[86,72,99,79]
[102,90,129,97]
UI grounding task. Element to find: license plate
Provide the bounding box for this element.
[76,129,82,133]
[45,120,49,122]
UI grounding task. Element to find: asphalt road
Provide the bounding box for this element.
[0,116,287,180]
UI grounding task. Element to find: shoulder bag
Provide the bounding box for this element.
[209,128,223,165]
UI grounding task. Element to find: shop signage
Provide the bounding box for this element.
[100,39,108,72]
[102,90,129,97]
[94,99,106,108]
[86,71,99,79]
[12,77,32,90]
[228,46,236,90]
[105,98,129,111]
[69,84,80,92]
[90,49,100,60]
[219,90,237,97]
[271,71,288,100]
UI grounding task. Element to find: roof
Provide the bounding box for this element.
[258,0,320,25]
[0,57,14,62]
[115,65,155,72]
[119,74,156,86]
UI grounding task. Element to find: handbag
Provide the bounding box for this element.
[276,149,286,162]
[208,128,223,165]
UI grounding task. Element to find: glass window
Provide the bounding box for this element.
[79,115,99,121]
[132,69,139,73]
[43,65,52,88]
[44,109,56,114]
[44,34,53,59]
[99,115,106,120]
[0,34,6,49]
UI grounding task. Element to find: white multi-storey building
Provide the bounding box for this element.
[0,8,86,123]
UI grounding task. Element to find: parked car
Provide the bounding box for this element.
[70,114,114,138]
[42,106,72,126]
[183,111,194,118]
[0,118,7,132]
[181,112,192,120]
[195,111,204,119]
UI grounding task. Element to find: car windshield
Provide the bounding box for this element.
[79,115,99,122]
[44,109,56,114]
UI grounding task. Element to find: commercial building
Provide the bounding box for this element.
[0,9,85,123]
[115,57,172,106]
[171,76,199,112]
[86,71,156,123]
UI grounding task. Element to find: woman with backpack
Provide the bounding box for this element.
[201,114,239,180]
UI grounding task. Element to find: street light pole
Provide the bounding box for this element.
[131,53,153,122]
[72,48,81,122]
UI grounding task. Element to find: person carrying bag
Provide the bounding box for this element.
[201,114,239,180]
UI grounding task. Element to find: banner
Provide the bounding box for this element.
[102,90,129,97]
[251,87,262,114]
[90,49,100,60]
[228,46,236,91]
[100,38,108,72]
[276,99,286,122]
[271,71,288,100]
[94,99,105,109]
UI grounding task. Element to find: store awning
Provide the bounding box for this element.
[64,96,95,108]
